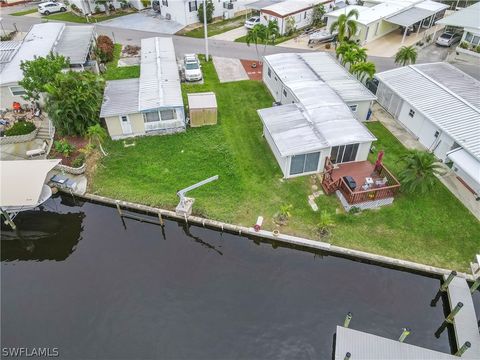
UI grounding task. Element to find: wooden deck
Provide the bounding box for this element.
[445,276,480,359]
[322,159,401,205]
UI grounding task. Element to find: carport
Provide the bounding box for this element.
[385,1,448,43]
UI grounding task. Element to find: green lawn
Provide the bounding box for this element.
[103,44,140,81]
[91,59,480,271]
[44,10,133,23]
[10,8,37,16]
[235,31,300,45]
[180,16,246,38]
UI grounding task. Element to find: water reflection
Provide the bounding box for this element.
[1,210,84,261]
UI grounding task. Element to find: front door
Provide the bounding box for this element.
[120,115,132,135]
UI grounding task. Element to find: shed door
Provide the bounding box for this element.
[120,115,132,135]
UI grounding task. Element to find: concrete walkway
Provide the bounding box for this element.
[372,103,480,221]
[210,26,247,41]
[212,56,248,83]
[100,11,183,34]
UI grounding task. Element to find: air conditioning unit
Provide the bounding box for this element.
[166,13,171,20]
[223,2,234,9]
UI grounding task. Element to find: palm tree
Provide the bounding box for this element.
[330,9,359,42]
[350,61,376,82]
[263,20,280,56]
[246,24,266,62]
[86,124,108,156]
[336,41,356,60]
[398,150,444,194]
[394,45,418,66]
[316,210,335,237]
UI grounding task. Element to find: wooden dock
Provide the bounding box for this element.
[335,326,458,360]
[445,275,480,359]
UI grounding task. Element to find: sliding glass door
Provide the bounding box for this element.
[290,152,320,176]
[330,144,359,164]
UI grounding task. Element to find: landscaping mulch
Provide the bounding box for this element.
[50,135,89,167]
[240,60,263,81]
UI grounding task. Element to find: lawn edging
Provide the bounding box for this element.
[68,191,475,281]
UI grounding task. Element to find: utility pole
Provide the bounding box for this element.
[203,0,209,61]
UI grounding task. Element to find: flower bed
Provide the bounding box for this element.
[0,128,38,145]
[55,162,86,175]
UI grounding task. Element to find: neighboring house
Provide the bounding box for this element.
[258,52,377,179]
[259,0,334,35]
[263,52,377,121]
[325,0,448,45]
[69,0,144,14]
[100,37,185,140]
[153,0,254,27]
[0,23,96,109]
[437,2,480,64]
[375,62,480,197]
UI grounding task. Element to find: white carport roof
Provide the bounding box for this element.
[54,25,95,65]
[437,2,480,31]
[262,0,326,17]
[386,1,448,27]
[447,148,480,186]
[0,159,60,207]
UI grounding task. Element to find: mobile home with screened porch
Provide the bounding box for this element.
[100,37,185,140]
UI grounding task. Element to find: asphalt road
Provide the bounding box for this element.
[2,10,479,78]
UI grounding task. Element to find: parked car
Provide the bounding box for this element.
[245,16,260,29]
[436,32,462,47]
[183,54,202,82]
[38,1,67,15]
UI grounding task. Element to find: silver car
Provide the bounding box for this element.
[436,32,462,47]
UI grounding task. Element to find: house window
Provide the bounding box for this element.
[290,152,320,175]
[162,0,168,6]
[160,109,175,120]
[267,67,271,77]
[408,109,415,117]
[304,11,307,19]
[188,1,197,12]
[349,104,358,112]
[9,86,26,96]
[434,130,440,138]
[145,111,160,122]
[283,89,287,97]
[331,144,359,164]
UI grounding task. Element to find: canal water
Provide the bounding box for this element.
[0,195,465,359]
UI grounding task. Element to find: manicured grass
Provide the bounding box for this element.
[103,44,140,81]
[10,8,37,16]
[44,10,133,23]
[91,60,480,271]
[180,16,245,38]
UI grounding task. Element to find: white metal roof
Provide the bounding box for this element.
[264,52,376,102]
[262,0,326,17]
[100,78,140,118]
[0,40,21,72]
[138,37,183,112]
[0,23,65,85]
[375,62,480,160]
[187,92,217,109]
[54,25,95,65]
[437,2,480,31]
[386,7,434,27]
[0,159,60,207]
[448,148,480,185]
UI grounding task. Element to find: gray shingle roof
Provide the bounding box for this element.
[100,78,140,118]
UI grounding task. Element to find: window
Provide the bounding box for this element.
[283,89,287,97]
[374,22,379,36]
[9,86,26,96]
[349,104,358,112]
[162,0,168,6]
[121,115,128,122]
[434,130,440,138]
[160,109,175,121]
[465,32,473,42]
[408,109,415,117]
[188,1,197,12]
[304,11,307,19]
[290,152,320,175]
[331,144,359,164]
[267,67,271,78]
[145,111,160,123]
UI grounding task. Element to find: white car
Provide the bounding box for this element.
[435,32,462,47]
[245,16,260,29]
[38,1,67,15]
[183,54,202,82]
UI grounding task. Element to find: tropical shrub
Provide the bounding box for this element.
[54,139,76,157]
[311,4,326,27]
[96,35,114,63]
[329,9,359,42]
[71,153,86,167]
[459,41,469,49]
[5,121,36,136]
[141,0,150,8]
[197,0,214,23]
[394,45,417,66]
[44,71,105,136]
[316,210,335,237]
[398,150,444,194]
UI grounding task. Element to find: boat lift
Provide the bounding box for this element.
[175,175,219,216]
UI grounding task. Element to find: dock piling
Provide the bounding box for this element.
[158,212,164,226]
[344,352,351,360]
[470,278,480,294]
[440,271,457,292]
[344,312,352,328]
[398,328,411,343]
[454,341,471,357]
[115,201,123,216]
[446,302,463,324]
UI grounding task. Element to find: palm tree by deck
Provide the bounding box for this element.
[395,45,418,66]
[329,9,359,42]
[350,61,376,82]
[398,150,444,194]
[86,124,108,156]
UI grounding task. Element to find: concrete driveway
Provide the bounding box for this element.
[212,57,248,83]
[100,11,183,34]
[211,26,247,41]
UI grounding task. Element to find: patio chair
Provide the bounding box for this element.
[26,141,47,158]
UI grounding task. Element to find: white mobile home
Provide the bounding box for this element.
[263,52,376,121]
[0,23,95,110]
[375,62,480,197]
[259,0,334,35]
[100,37,185,140]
